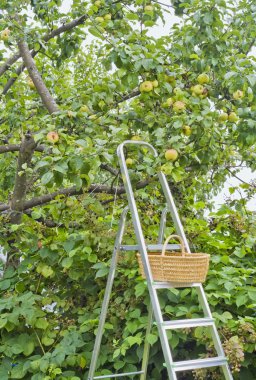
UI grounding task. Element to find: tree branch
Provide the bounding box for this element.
[10,132,37,224]
[226,168,256,188]
[0,52,21,77]
[0,14,87,78]
[0,144,44,154]
[1,15,88,94]
[100,163,119,176]
[18,39,59,114]
[0,179,151,213]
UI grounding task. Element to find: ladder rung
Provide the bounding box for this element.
[153,281,201,289]
[92,370,144,379]
[120,244,180,251]
[162,318,214,329]
[172,357,227,371]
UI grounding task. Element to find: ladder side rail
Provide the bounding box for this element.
[117,141,177,380]
[157,173,191,253]
[88,207,129,380]
[140,207,169,379]
[156,207,233,379]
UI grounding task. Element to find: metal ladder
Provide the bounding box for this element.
[88,141,233,380]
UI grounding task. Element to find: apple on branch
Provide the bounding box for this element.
[228,112,239,123]
[233,90,244,100]
[126,158,133,166]
[140,81,153,93]
[47,131,59,143]
[0,28,10,41]
[182,125,192,136]
[165,149,178,161]
[197,73,210,84]
[191,84,204,96]
[173,101,186,113]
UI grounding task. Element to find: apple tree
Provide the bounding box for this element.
[0,0,255,379]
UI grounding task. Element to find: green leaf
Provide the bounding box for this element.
[23,341,35,356]
[61,257,73,269]
[146,333,158,345]
[35,318,49,330]
[0,318,7,329]
[41,172,53,185]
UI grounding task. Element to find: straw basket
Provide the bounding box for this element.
[137,235,210,283]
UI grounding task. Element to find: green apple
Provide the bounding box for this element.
[218,112,228,122]
[131,135,141,141]
[144,5,154,11]
[173,87,183,96]
[80,105,90,113]
[47,131,59,143]
[164,74,176,84]
[104,13,112,21]
[140,80,153,92]
[197,73,210,84]
[28,78,35,89]
[228,112,239,122]
[165,149,178,161]
[165,97,173,107]
[182,125,192,136]
[152,79,159,88]
[126,158,133,166]
[192,84,204,95]
[95,16,104,23]
[233,90,244,100]
[173,101,186,113]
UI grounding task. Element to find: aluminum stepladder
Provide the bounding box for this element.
[88,141,233,380]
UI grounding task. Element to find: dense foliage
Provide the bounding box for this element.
[0,0,255,379]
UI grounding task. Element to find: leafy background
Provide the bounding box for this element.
[0,0,255,379]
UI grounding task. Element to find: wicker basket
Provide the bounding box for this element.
[137,235,210,283]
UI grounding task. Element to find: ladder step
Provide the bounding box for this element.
[172,357,227,371]
[92,370,144,379]
[153,281,201,289]
[120,244,180,251]
[162,318,214,329]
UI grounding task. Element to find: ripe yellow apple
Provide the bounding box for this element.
[218,112,228,122]
[165,149,178,161]
[182,125,192,136]
[152,80,159,88]
[197,73,210,84]
[104,14,112,20]
[144,5,154,11]
[80,105,90,113]
[0,28,10,41]
[140,81,153,92]
[233,90,244,100]
[228,112,239,123]
[47,131,59,143]
[126,158,133,166]
[173,101,186,113]
[95,16,104,23]
[192,84,204,95]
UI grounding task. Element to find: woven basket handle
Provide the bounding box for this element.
[161,234,186,257]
